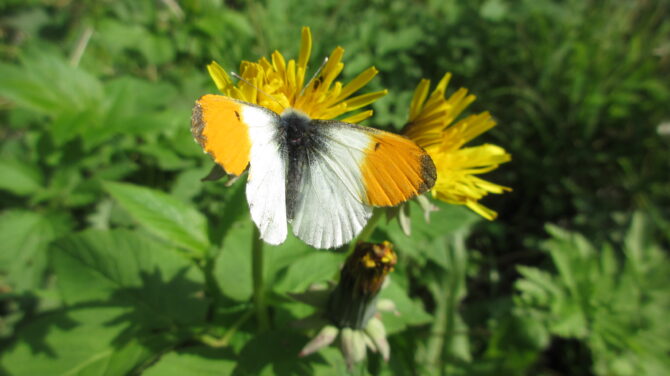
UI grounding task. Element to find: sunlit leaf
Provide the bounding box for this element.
[52,229,208,327]
[0,307,170,376]
[143,347,236,376]
[0,158,43,196]
[104,181,209,255]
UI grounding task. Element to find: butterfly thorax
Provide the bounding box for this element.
[278,109,329,221]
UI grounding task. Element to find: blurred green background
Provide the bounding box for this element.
[1,0,668,375]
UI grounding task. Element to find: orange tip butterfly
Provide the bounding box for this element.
[192,94,436,249]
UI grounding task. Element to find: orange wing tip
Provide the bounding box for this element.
[191,95,251,176]
[361,133,437,207]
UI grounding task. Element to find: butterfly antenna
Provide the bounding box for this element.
[230,72,285,111]
[299,56,329,97]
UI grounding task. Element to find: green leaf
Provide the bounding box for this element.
[0,210,63,291]
[480,0,508,21]
[233,329,317,375]
[380,201,479,263]
[272,251,344,294]
[214,220,254,301]
[0,53,103,116]
[214,216,336,301]
[104,182,209,255]
[379,281,432,334]
[0,307,170,376]
[143,347,236,376]
[52,229,207,327]
[0,158,43,196]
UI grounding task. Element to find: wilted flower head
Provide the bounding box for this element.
[295,241,398,369]
[207,26,387,123]
[404,73,511,220]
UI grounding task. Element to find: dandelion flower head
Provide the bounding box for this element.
[404,73,511,220]
[206,27,387,123]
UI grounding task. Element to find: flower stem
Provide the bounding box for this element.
[347,209,383,254]
[252,226,270,331]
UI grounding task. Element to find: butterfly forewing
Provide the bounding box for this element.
[193,95,288,245]
[192,95,252,176]
[288,120,436,248]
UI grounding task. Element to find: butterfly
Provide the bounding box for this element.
[192,94,436,249]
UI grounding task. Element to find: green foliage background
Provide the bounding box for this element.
[1,0,668,375]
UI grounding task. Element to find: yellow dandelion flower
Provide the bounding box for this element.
[404,73,511,220]
[206,26,387,123]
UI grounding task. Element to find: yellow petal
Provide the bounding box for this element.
[207,61,232,92]
[297,26,312,87]
[342,109,373,123]
[465,201,498,220]
[341,90,388,112]
[409,79,431,121]
[335,67,379,103]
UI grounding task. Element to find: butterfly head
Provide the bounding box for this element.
[280,108,314,146]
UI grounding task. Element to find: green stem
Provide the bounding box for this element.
[347,209,384,254]
[252,226,270,331]
[198,309,254,348]
[425,279,449,373]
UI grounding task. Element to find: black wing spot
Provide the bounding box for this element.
[234,111,241,120]
[374,142,381,151]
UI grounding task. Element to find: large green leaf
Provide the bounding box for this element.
[143,347,236,376]
[214,217,334,301]
[0,210,63,291]
[0,158,43,196]
[232,329,317,375]
[214,219,254,301]
[104,182,209,255]
[52,229,207,327]
[379,281,432,334]
[380,200,479,263]
[0,307,170,376]
[0,54,103,117]
[272,251,344,294]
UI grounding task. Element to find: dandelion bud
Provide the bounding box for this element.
[296,241,396,368]
[327,241,396,329]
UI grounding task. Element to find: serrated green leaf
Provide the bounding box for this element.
[380,200,479,262]
[143,347,236,376]
[0,53,103,116]
[214,216,326,301]
[233,329,316,375]
[0,307,171,376]
[272,251,344,294]
[379,281,432,334]
[52,229,207,327]
[0,210,62,291]
[104,181,209,255]
[215,219,254,301]
[0,158,43,196]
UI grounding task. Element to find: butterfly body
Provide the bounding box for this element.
[192,95,436,249]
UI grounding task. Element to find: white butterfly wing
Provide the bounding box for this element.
[289,120,436,249]
[289,124,373,249]
[242,105,288,245]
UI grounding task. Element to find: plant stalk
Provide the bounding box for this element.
[252,226,270,331]
[347,209,384,254]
